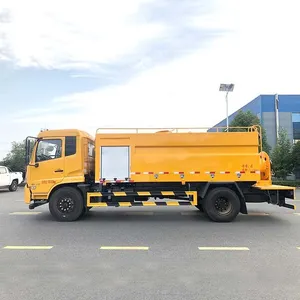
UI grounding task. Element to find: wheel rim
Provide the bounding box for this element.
[214,196,232,215]
[12,182,17,189]
[57,197,75,213]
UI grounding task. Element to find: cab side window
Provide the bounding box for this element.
[0,167,7,174]
[36,139,62,162]
[65,136,76,156]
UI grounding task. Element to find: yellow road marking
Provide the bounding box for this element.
[247,212,269,216]
[294,213,300,215]
[181,212,199,215]
[198,247,249,251]
[9,212,42,215]
[125,212,154,215]
[100,246,149,250]
[3,246,53,250]
[297,247,300,250]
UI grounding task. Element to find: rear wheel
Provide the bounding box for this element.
[49,187,84,222]
[203,187,240,222]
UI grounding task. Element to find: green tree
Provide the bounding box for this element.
[291,141,300,171]
[271,128,293,179]
[228,110,271,154]
[0,141,26,173]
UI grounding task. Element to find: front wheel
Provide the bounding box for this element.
[49,187,84,222]
[9,180,18,192]
[203,187,241,222]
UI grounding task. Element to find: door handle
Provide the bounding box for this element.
[54,169,63,173]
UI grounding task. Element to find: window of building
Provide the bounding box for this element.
[292,113,300,142]
[65,136,76,156]
[292,113,300,122]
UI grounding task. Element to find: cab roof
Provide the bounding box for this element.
[37,129,94,140]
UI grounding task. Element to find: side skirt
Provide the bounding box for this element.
[87,191,198,207]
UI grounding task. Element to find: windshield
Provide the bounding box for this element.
[36,139,62,162]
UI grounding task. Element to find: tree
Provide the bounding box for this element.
[228,110,271,154]
[0,141,26,173]
[291,141,300,171]
[271,128,293,179]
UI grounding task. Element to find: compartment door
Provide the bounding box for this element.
[100,146,130,180]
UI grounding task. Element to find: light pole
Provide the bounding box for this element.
[274,93,279,141]
[219,83,234,131]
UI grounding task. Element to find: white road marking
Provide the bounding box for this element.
[9,212,42,215]
[3,246,53,250]
[198,247,249,251]
[100,246,149,250]
[247,212,269,216]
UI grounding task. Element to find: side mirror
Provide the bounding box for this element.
[25,138,30,166]
[25,136,38,166]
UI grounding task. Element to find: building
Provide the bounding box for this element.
[208,94,300,149]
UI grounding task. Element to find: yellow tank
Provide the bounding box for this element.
[95,126,270,184]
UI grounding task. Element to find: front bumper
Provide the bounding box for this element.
[24,184,31,204]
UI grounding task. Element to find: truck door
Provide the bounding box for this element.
[0,166,9,186]
[28,138,65,196]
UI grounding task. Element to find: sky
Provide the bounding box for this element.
[1,0,300,159]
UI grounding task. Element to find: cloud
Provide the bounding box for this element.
[3,0,300,160]
[0,0,159,67]
[0,0,220,71]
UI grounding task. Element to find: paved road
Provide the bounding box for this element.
[1,188,300,300]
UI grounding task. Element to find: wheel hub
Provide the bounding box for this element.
[57,197,74,213]
[215,197,232,214]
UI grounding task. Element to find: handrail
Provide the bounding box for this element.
[95,125,263,152]
[96,125,262,134]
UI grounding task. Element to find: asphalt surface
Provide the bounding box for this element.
[1,188,300,300]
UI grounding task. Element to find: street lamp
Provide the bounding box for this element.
[219,83,234,131]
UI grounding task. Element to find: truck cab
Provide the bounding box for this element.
[24,129,95,204]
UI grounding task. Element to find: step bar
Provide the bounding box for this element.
[87,191,198,207]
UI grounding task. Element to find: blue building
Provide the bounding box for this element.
[208,94,300,150]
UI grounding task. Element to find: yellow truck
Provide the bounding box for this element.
[24,126,295,222]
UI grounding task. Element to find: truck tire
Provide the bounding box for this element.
[49,187,84,222]
[9,180,18,192]
[203,187,240,222]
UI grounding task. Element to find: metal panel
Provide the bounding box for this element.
[100,146,130,180]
